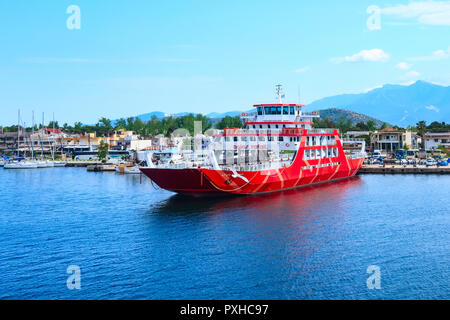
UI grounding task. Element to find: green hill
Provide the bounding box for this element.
[318,108,385,127]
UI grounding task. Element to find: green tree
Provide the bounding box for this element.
[216,116,243,130]
[97,140,109,162]
[48,121,59,129]
[416,121,427,149]
[366,120,376,131]
[73,122,83,134]
[115,118,127,129]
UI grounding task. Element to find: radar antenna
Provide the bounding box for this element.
[275,84,284,103]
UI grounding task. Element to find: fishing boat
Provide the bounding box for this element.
[140,86,366,196]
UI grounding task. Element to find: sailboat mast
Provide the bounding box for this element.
[52,112,55,161]
[31,111,35,159]
[17,110,20,157]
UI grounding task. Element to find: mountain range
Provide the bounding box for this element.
[307,81,450,126]
[120,80,449,127]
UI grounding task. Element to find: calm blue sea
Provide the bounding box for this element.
[0,167,448,300]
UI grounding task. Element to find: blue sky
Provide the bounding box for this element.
[0,0,449,126]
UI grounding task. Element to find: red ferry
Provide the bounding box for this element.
[140,86,366,195]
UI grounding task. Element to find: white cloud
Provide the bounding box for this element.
[331,49,390,63]
[425,105,440,112]
[396,62,412,70]
[294,66,310,73]
[409,47,450,61]
[20,58,106,63]
[400,80,419,85]
[157,58,198,63]
[362,84,383,93]
[381,1,450,26]
[406,70,421,78]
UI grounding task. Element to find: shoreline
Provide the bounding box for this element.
[359,165,450,174]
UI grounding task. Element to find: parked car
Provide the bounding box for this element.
[426,159,437,166]
[439,160,448,166]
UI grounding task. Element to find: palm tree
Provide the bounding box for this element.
[416,121,427,149]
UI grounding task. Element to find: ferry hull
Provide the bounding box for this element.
[140,157,364,196]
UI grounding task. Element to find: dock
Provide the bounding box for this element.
[86,164,116,172]
[65,161,104,167]
[359,165,450,174]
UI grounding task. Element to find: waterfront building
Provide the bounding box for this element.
[0,129,32,155]
[424,132,450,151]
[370,128,420,153]
[345,131,370,139]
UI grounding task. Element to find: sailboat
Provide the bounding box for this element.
[4,111,39,169]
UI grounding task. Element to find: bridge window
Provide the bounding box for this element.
[258,107,263,115]
[283,107,289,115]
[290,107,294,114]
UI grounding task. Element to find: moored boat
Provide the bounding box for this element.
[4,161,39,169]
[140,86,366,195]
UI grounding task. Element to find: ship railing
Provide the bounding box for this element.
[302,112,320,117]
[221,128,282,136]
[220,159,292,172]
[307,129,338,134]
[342,138,366,142]
[347,152,367,159]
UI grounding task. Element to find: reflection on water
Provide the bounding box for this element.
[151,177,363,217]
[0,168,449,300]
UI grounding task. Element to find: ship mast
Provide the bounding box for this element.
[276,84,284,103]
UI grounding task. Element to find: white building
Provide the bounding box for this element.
[424,132,450,151]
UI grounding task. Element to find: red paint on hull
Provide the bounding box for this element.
[140,136,365,196]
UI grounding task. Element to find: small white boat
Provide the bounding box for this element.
[36,160,55,168]
[53,161,67,167]
[123,166,141,174]
[0,160,5,167]
[4,161,38,169]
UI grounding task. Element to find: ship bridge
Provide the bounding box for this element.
[241,103,319,131]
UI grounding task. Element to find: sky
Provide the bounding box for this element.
[0,0,449,126]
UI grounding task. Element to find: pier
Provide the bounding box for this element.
[359,165,450,174]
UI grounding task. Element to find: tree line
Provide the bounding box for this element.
[313,117,386,133]
[0,114,244,137]
[2,115,448,140]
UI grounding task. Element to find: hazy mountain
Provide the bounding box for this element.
[318,108,385,127]
[307,81,450,126]
[206,111,244,119]
[120,110,247,123]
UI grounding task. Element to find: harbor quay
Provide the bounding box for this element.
[359,164,450,174]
